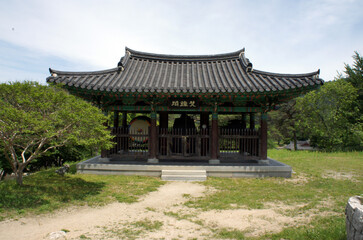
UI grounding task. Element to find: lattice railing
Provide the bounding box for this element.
[219,128,260,159]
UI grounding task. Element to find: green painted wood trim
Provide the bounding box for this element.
[106,105,263,113]
[65,84,320,101]
[212,112,218,119]
[150,112,157,119]
[218,107,262,113]
[106,106,151,111]
[261,113,268,120]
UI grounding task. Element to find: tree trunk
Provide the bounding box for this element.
[15,163,27,186]
[16,171,23,186]
[293,130,297,151]
[0,170,4,181]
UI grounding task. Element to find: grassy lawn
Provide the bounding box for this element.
[0,163,164,221]
[186,150,363,239]
[0,150,362,240]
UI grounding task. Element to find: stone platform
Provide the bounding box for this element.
[76,156,292,179]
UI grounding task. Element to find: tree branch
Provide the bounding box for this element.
[21,140,35,163]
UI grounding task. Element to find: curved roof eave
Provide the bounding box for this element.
[46,47,324,94]
[252,68,321,78]
[124,47,246,62]
[48,67,119,76]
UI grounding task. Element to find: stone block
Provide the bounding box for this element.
[258,159,270,165]
[209,159,220,164]
[346,196,363,240]
[147,158,159,163]
[353,207,363,233]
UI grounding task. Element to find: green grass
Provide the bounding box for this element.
[0,150,361,239]
[164,210,196,221]
[103,219,163,239]
[185,150,363,239]
[0,162,164,221]
[262,215,346,240]
[216,228,247,240]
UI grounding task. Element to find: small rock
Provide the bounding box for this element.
[55,165,70,176]
[49,231,67,240]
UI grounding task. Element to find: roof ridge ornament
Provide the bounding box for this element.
[239,48,253,72]
[123,47,244,62]
[238,48,245,58]
[117,61,124,72]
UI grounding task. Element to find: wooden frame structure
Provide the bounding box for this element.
[47,47,323,164]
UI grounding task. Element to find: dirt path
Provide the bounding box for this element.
[0,181,327,239]
[0,182,211,240]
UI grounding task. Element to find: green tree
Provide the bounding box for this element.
[269,100,302,150]
[297,79,362,151]
[343,51,363,114]
[0,82,113,185]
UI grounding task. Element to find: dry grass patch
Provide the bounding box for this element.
[198,198,341,238]
[283,172,310,184]
[322,170,359,182]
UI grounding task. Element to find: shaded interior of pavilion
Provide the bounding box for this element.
[104,109,268,165]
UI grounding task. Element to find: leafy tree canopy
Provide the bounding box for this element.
[268,51,362,151]
[296,79,362,151]
[344,51,363,90]
[343,51,363,114]
[0,81,113,185]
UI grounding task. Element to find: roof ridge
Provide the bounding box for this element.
[49,67,119,76]
[252,69,321,78]
[124,47,245,62]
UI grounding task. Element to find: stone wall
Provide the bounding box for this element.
[346,196,363,240]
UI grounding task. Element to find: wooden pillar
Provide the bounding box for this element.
[148,109,158,163]
[259,113,268,160]
[122,112,127,128]
[122,111,128,152]
[159,112,168,156]
[200,112,209,129]
[159,112,168,129]
[210,111,219,164]
[241,113,246,129]
[113,111,119,128]
[250,113,255,129]
[200,112,209,157]
[101,110,109,158]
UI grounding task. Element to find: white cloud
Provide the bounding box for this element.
[0,0,362,81]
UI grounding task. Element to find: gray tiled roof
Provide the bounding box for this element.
[47,48,323,94]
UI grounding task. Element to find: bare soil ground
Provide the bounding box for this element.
[0,181,336,240]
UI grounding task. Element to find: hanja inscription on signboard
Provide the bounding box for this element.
[168,98,199,108]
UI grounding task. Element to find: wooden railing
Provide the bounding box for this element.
[158,128,210,159]
[106,127,260,160]
[219,128,260,159]
[107,127,148,157]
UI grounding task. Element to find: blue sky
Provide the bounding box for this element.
[0,0,362,84]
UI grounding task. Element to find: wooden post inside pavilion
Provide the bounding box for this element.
[47,47,323,166]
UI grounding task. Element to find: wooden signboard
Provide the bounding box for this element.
[168,98,199,109]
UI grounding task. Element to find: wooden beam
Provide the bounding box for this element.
[122,112,127,128]
[241,113,246,129]
[106,105,263,113]
[159,112,168,129]
[113,111,119,128]
[101,111,109,158]
[259,113,268,159]
[200,112,209,128]
[211,112,219,161]
[148,110,158,162]
[250,113,255,130]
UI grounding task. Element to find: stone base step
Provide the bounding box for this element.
[161,170,207,181]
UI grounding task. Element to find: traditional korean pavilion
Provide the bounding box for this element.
[47,47,323,171]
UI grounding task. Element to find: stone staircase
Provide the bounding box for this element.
[161,169,207,181]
